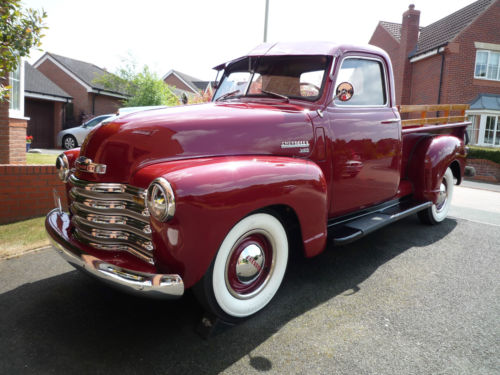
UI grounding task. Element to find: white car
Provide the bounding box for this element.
[57,114,114,149]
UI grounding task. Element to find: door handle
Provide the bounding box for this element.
[381,119,400,124]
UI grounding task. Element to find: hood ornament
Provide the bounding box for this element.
[75,156,107,174]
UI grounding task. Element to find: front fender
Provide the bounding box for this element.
[132,156,328,288]
[408,135,466,203]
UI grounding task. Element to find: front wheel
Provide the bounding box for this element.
[194,212,289,322]
[418,167,454,225]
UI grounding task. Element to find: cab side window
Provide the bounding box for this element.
[335,58,387,106]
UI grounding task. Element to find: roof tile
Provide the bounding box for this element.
[24,61,72,99]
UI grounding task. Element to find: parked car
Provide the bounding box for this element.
[47,42,469,323]
[57,114,114,149]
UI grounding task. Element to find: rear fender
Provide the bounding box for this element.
[407,135,466,203]
[132,156,328,288]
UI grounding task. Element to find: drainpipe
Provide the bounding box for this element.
[92,89,102,115]
[437,46,446,105]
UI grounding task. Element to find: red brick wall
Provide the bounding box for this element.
[466,158,500,183]
[0,74,27,164]
[0,165,67,224]
[441,0,500,105]
[410,54,443,105]
[7,118,27,164]
[37,59,89,122]
[0,86,10,164]
[164,74,194,93]
[93,94,122,115]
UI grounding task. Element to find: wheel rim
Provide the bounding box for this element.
[64,137,75,149]
[435,181,448,212]
[225,230,275,300]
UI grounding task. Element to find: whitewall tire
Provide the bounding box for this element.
[194,212,289,321]
[418,167,454,225]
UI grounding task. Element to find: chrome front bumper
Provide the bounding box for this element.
[45,208,184,299]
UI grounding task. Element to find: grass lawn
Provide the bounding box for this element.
[26,153,58,165]
[0,217,49,259]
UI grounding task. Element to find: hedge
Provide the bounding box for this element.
[468,146,500,165]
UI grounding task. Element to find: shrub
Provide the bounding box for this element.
[468,146,500,165]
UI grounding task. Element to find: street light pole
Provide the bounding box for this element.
[263,0,269,42]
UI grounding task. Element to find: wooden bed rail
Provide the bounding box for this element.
[398,104,470,128]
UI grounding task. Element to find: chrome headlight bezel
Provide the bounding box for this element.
[55,153,70,182]
[146,177,176,222]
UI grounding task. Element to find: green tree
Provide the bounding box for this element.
[0,0,47,101]
[95,62,179,107]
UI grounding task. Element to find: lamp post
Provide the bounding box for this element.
[263,0,269,42]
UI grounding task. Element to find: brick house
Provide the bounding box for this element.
[162,69,212,102]
[24,62,72,148]
[369,0,500,147]
[33,53,127,127]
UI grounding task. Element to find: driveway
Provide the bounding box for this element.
[0,183,498,374]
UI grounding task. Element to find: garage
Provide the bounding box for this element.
[24,62,72,149]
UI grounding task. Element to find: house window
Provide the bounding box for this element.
[8,61,24,117]
[474,50,500,81]
[483,116,500,146]
[467,115,480,144]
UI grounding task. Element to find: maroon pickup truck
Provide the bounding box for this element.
[46,42,469,322]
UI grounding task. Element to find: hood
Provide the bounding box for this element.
[77,102,315,184]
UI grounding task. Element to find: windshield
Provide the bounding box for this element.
[213,55,331,102]
[84,115,111,128]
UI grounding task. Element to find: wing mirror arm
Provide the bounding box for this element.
[317,82,354,118]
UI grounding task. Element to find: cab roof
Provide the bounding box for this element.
[213,41,387,70]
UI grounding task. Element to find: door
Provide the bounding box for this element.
[25,99,54,148]
[326,56,401,217]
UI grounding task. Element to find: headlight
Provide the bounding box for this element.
[55,153,70,182]
[146,177,176,222]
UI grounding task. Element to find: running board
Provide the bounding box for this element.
[328,200,432,246]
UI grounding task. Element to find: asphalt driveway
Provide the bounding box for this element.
[0,186,498,374]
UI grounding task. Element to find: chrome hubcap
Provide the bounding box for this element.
[235,244,265,284]
[435,181,448,211]
[225,230,274,299]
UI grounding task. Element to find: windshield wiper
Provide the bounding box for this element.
[260,89,289,102]
[215,90,240,101]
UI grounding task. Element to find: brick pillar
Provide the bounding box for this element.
[397,4,420,105]
[0,74,27,164]
[54,101,63,148]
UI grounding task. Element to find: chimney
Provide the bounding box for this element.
[397,4,420,105]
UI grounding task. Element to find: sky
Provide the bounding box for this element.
[22,0,480,81]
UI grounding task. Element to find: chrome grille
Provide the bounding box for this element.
[68,174,154,264]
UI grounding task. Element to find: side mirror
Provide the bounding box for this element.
[335,82,354,102]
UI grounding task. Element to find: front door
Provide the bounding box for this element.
[326,55,401,217]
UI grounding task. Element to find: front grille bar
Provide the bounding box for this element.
[68,175,154,264]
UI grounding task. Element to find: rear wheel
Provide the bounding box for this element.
[194,212,289,322]
[62,135,77,150]
[418,167,454,225]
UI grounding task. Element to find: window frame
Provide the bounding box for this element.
[333,55,389,108]
[8,60,25,118]
[482,115,500,146]
[474,50,500,82]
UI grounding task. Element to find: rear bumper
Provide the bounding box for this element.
[45,209,184,298]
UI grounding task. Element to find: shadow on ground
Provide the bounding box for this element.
[0,216,457,374]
